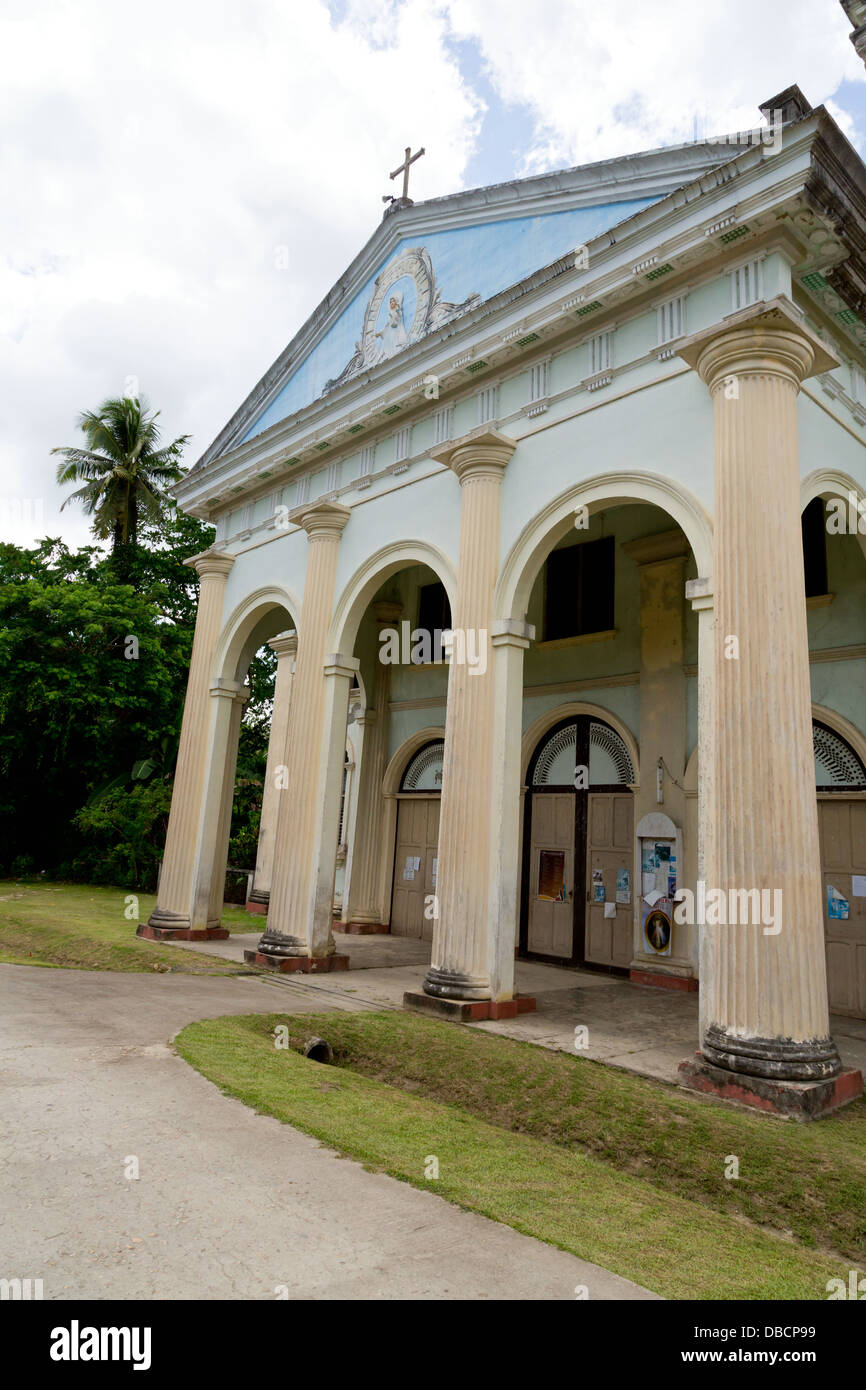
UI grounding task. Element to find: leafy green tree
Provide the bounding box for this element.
[0,507,277,890]
[52,395,188,580]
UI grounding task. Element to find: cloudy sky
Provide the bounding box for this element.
[2,0,864,548]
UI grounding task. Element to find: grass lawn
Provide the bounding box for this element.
[175,1009,865,1300]
[0,881,258,972]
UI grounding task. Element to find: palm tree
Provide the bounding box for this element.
[53,394,190,559]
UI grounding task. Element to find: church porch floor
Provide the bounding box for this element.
[167,929,866,1088]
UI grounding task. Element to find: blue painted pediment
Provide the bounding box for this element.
[242,195,658,443]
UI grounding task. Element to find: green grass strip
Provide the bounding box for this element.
[175,1010,857,1300]
[0,882,252,973]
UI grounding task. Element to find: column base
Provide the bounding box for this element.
[701,1023,842,1082]
[678,1053,862,1120]
[340,921,390,935]
[404,991,536,1022]
[422,965,492,1001]
[245,888,269,916]
[243,950,350,974]
[136,924,229,942]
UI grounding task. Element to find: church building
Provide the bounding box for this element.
[142,86,866,1118]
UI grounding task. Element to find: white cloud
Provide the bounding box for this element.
[445,0,864,170]
[1,0,862,547]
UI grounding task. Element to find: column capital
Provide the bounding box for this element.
[431,426,516,483]
[677,297,838,393]
[268,630,298,660]
[290,499,351,541]
[685,576,714,611]
[323,653,361,681]
[185,549,235,579]
[209,678,249,703]
[491,618,536,649]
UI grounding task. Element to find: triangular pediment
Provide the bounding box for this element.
[197,137,759,469]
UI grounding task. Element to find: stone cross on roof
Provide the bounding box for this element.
[384,146,425,206]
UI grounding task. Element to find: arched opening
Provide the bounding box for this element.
[390,738,444,940]
[208,591,300,921]
[502,485,702,988]
[330,543,453,936]
[521,714,636,967]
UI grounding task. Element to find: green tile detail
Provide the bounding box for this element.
[516,333,540,347]
[383,404,401,415]
[347,424,364,434]
[315,441,329,451]
[575,300,603,316]
[836,308,859,325]
[801,272,829,291]
[285,457,300,467]
[645,263,673,281]
[465,360,488,373]
[719,224,749,244]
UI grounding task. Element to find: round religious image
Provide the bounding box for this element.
[644,908,671,954]
[374,274,417,359]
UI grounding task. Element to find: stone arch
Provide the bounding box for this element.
[213,585,301,683]
[383,726,447,797]
[801,468,866,565]
[328,542,458,655]
[495,470,713,621]
[521,702,640,787]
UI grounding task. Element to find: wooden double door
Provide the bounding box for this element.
[391,796,440,941]
[522,785,634,970]
[818,796,866,1017]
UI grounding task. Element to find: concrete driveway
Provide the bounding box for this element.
[0,964,658,1301]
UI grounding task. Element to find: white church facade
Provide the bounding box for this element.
[142,86,866,1117]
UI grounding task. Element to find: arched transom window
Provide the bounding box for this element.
[814,721,866,790]
[401,739,444,792]
[532,719,635,787]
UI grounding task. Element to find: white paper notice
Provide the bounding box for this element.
[642,871,655,896]
[643,889,663,908]
[413,856,421,871]
[603,901,616,919]
[852,875,866,898]
[402,856,414,881]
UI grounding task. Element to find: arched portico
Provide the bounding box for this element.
[328,540,457,654]
[214,584,302,682]
[495,470,713,623]
[801,468,866,566]
[333,544,455,935]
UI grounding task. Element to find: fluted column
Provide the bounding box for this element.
[145,550,234,937]
[486,618,535,997]
[343,601,402,927]
[423,428,515,1000]
[247,631,297,913]
[258,502,350,960]
[193,679,249,930]
[681,300,843,1085]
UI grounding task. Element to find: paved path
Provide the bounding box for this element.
[0,964,659,1301]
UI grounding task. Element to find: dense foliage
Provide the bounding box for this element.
[0,507,274,890]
